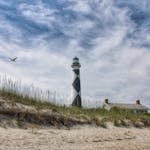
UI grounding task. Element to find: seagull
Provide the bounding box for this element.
[9,57,18,62]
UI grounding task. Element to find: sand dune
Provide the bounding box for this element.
[0,126,150,150]
[0,98,150,150]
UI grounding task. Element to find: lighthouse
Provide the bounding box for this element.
[71,57,82,107]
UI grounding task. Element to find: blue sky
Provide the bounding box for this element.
[0,0,150,107]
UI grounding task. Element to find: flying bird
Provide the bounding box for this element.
[9,57,18,62]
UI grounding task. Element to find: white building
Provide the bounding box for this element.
[103,99,149,113]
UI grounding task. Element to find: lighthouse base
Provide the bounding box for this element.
[72,95,82,107]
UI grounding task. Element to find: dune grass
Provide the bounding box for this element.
[0,74,149,127]
[0,89,150,127]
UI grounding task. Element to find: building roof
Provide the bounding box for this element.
[104,103,149,110]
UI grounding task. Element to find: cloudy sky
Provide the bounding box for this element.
[0,0,150,107]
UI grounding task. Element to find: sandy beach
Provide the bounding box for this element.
[0,126,150,150]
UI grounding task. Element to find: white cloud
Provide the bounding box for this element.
[67,0,91,13]
[19,3,56,26]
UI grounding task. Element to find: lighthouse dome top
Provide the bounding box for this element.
[71,57,81,69]
[73,57,79,61]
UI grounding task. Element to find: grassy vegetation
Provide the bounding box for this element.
[0,74,68,106]
[0,89,150,128]
[0,74,149,128]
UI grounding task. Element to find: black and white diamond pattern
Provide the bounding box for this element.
[72,77,80,93]
[72,69,82,107]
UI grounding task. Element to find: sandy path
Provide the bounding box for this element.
[0,126,150,150]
